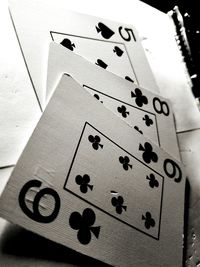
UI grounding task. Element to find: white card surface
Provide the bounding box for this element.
[0,1,41,167]
[47,42,180,160]
[0,75,185,266]
[9,0,158,108]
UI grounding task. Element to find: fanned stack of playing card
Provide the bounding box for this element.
[0,0,186,266]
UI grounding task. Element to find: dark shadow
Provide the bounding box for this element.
[0,223,111,267]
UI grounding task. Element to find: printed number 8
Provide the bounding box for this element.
[153,97,170,116]
[163,159,182,183]
[19,180,60,223]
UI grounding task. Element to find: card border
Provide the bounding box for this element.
[50,30,139,84]
[63,121,164,240]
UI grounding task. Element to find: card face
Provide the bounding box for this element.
[9,0,158,108]
[0,75,185,266]
[64,122,163,240]
[47,42,180,160]
[0,1,42,167]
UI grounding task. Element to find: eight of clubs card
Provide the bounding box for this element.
[47,42,180,160]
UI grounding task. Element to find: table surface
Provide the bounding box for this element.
[1,0,200,266]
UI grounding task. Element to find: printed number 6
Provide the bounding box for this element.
[163,159,182,183]
[118,27,136,42]
[19,180,60,223]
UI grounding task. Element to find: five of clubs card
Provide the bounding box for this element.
[0,0,186,266]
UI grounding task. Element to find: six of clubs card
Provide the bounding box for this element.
[0,75,185,267]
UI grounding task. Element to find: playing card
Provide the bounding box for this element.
[9,0,158,108]
[0,75,185,266]
[46,42,180,160]
[0,1,41,168]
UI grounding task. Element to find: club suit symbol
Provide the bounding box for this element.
[142,212,155,229]
[95,22,115,39]
[75,174,93,193]
[95,59,108,69]
[139,142,158,164]
[111,196,127,214]
[69,208,101,245]
[119,156,132,170]
[88,135,103,150]
[60,38,76,51]
[143,114,153,127]
[146,173,159,188]
[117,105,129,118]
[113,46,124,57]
[131,88,148,107]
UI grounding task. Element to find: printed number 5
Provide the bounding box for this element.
[118,27,136,42]
[19,179,60,223]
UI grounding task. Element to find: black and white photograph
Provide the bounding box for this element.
[0,0,200,266]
